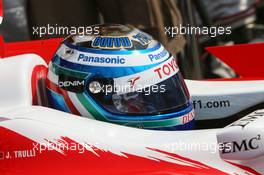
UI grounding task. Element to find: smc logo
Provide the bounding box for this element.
[221,134,261,154]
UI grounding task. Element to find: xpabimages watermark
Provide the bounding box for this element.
[165,24,232,38]
[32,24,100,37]
[33,141,100,154]
[89,81,166,96]
[163,140,232,154]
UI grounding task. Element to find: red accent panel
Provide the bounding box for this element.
[206,43,264,78]
[0,38,63,63]
[0,0,2,21]
[0,36,4,57]
[31,65,48,105]
[0,127,231,175]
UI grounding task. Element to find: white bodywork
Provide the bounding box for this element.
[188,80,264,120]
[0,54,264,174]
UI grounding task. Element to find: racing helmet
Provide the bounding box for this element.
[47,24,195,130]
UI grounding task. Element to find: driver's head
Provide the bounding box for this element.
[46,24,195,130]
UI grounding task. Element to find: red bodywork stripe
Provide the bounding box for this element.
[0,0,3,22]
[0,38,63,63]
[46,79,81,116]
[0,127,231,175]
[31,65,48,105]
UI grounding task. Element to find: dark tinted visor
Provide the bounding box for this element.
[87,72,190,115]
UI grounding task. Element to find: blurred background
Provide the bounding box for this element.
[0,0,263,79]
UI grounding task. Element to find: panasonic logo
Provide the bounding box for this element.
[78,54,125,64]
[148,49,168,62]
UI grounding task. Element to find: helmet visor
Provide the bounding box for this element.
[88,71,190,116]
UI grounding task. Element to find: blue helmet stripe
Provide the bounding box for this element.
[46,88,71,113]
[53,55,169,78]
